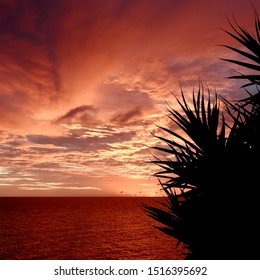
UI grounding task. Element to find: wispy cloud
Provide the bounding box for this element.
[55,105,98,126]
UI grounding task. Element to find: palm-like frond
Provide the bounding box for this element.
[145,9,260,259]
[146,82,260,259]
[221,9,260,156]
[151,84,226,192]
[144,85,231,258]
[221,10,260,88]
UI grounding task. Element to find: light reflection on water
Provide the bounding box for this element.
[0,197,187,259]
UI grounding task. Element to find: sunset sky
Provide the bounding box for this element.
[0,0,259,196]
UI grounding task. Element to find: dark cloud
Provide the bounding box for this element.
[32,162,62,169]
[27,130,135,151]
[0,131,24,153]
[29,146,65,154]
[55,105,97,126]
[110,106,143,124]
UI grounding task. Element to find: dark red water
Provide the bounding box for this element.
[0,197,187,260]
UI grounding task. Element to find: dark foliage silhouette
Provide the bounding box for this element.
[144,10,260,259]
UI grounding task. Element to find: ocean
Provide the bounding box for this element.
[0,197,187,260]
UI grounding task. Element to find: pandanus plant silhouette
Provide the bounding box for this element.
[145,10,260,259]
